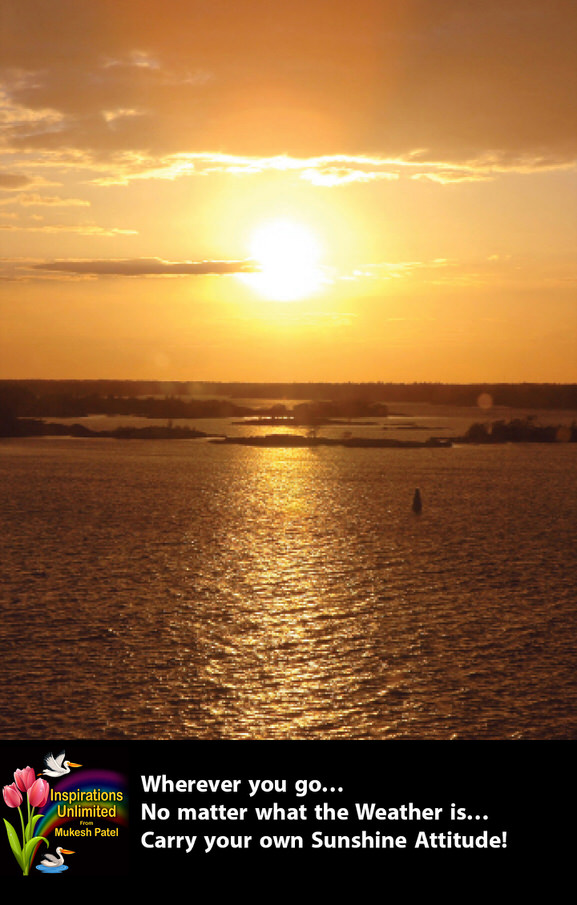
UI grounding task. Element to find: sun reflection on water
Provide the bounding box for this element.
[187,449,390,738]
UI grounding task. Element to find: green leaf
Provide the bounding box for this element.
[3,818,24,871]
[24,835,49,870]
[26,814,44,837]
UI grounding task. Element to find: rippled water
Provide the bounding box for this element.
[1,434,576,740]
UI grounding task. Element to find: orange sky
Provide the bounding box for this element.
[1,0,577,382]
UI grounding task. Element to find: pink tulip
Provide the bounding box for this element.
[14,766,36,793]
[3,782,23,808]
[27,778,49,808]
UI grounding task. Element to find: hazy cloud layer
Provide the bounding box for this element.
[2,0,576,165]
[0,224,137,236]
[0,192,90,207]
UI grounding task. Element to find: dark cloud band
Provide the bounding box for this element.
[35,257,257,276]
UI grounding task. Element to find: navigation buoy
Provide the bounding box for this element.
[412,488,422,514]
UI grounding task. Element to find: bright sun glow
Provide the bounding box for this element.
[243,219,324,301]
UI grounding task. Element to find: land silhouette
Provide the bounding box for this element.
[2,379,577,411]
[1,380,575,446]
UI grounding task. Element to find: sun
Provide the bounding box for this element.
[243,218,324,301]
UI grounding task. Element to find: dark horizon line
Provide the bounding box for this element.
[2,378,577,388]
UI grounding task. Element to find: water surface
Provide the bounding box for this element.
[1,435,575,739]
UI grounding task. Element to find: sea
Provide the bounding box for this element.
[1,404,576,741]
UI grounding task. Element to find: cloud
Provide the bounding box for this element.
[0,223,137,236]
[0,192,90,207]
[0,172,35,190]
[301,167,399,187]
[84,148,577,191]
[101,50,162,72]
[34,257,257,276]
[0,84,66,138]
[1,0,577,164]
[101,107,148,126]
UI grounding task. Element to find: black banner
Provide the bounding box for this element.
[0,740,572,880]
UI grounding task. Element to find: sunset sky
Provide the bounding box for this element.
[1,0,576,383]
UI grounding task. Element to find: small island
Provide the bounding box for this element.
[212,434,452,449]
[458,418,576,444]
[0,416,212,441]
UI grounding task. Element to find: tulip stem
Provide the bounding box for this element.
[15,806,29,875]
[17,806,25,847]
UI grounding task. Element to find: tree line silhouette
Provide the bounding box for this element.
[1,380,576,440]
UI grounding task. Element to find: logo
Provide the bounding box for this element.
[2,748,128,875]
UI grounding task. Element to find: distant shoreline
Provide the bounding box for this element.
[2,416,576,447]
[2,378,577,411]
[212,434,452,449]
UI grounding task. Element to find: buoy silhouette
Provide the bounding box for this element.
[412,488,422,514]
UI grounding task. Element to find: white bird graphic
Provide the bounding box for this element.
[40,751,82,778]
[40,847,75,869]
